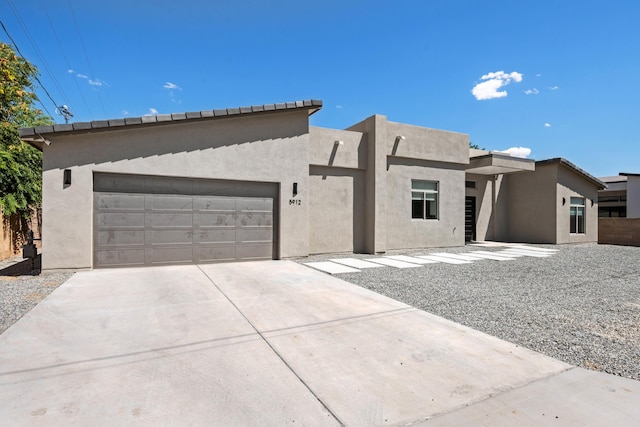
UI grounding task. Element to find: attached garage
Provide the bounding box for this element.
[93,173,278,268]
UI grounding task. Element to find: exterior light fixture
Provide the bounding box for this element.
[293,182,298,196]
[396,135,406,141]
[335,140,344,145]
[63,169,72,186]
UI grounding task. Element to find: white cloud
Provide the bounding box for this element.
[524,88,539,95]
[77,73,88,79]
[336,105,343,109]
[471,71,523,100]
[544,123,551,127]
[122,110,129,116]
[497,146,532,158]
[548,86,559,91]
[89,79,103,86]
[144,108,158,116]
[163,82,181,90]
[67,69,74,74]
[536,73,542,77]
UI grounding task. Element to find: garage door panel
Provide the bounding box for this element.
[236,197,272,211]
[196,229,236,244]
[147,246,194,265]
[97,212,145,227]
[194,196,235,211]
[235,244,272,260]
[94,174,276,267]
[147,230,194,245]
[97,194,145,210]
[237,227,273,243]
[195,212,236,227]
[237,212,273,227]
[95,248,145,267]
[146,213,193,227]
[97,230,145,246]
[147,195,193,211]
[197,246,237,263]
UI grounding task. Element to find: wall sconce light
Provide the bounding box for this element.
[335,140,344,145]
[396,135,406,142]
[591,199,594,207]
[293,182,298,196]
[562,197,566,206]
[63,169,72,186]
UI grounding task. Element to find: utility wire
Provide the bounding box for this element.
[6,0,71,109]
[44,8,94,120]
[0,19,60,118]
[67,0,107,118]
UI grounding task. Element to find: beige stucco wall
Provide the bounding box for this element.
[505,166,558,243]
[627,176,640,218]
[555,166,599,244]
[466,174,497,241]
[308,127,367,253]
[41,110,311,270]
[384,120,468,249]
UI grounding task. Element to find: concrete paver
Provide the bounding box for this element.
[1,260,638,426]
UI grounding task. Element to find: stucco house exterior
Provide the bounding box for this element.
[20,99,604,270]
[598,172,640,246]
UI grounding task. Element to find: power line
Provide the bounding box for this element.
[67,0,107,118]
[0,19,60,116]
[44,8,94,120]
[6,0,71,109]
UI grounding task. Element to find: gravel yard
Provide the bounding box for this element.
[2,244,639,382]
[302,243,640,381]
[0,255,74,335]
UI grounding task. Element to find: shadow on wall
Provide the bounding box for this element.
[44,113,308,170]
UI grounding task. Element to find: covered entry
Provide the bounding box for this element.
[93,173,278,268]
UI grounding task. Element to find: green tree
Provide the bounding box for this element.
[0,42,52,217]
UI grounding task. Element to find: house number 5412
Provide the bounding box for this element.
[289,199,301,206]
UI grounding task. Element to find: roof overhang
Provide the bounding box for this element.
[466,152,535,175]
[537,158,606,190]
[20,99,323,151]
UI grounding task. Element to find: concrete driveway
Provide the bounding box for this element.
[1,261,638,426]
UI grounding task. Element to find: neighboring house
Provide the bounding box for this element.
[598,173,640,246]
[598,173,640,218]
[19,99,605,270]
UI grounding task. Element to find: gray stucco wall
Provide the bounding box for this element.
[555,166,599,244]
[466,174,496,241]
[505,166,558,243]
[308,127,367,254]
[627,176,640,218]
[41,110,311,270]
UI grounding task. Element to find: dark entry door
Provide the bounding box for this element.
[465,196,476,242]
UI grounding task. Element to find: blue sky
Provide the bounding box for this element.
[2,0,639,177]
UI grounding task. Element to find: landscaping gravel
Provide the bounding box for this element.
[0,255,74,335]
[2,244,638,382]
[302,243,640,381]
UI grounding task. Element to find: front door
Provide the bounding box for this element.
[465,196,476,242]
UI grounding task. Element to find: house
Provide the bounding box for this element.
[598,173,640,218]
[598,173,640,246]
[19,99,605,270]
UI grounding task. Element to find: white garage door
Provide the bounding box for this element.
[93,173,277,268]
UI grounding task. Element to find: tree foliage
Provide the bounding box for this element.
[0,42,52,217]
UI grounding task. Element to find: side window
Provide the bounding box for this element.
[570,197,585,233]
[412,180,438,220]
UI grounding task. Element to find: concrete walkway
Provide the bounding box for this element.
[0,261,638,426]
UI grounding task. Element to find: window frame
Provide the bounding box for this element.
[569,196,586,234]
[411,180,439,220]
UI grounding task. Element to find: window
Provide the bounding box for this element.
[570,197,585,234]
[412,180,438,219]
